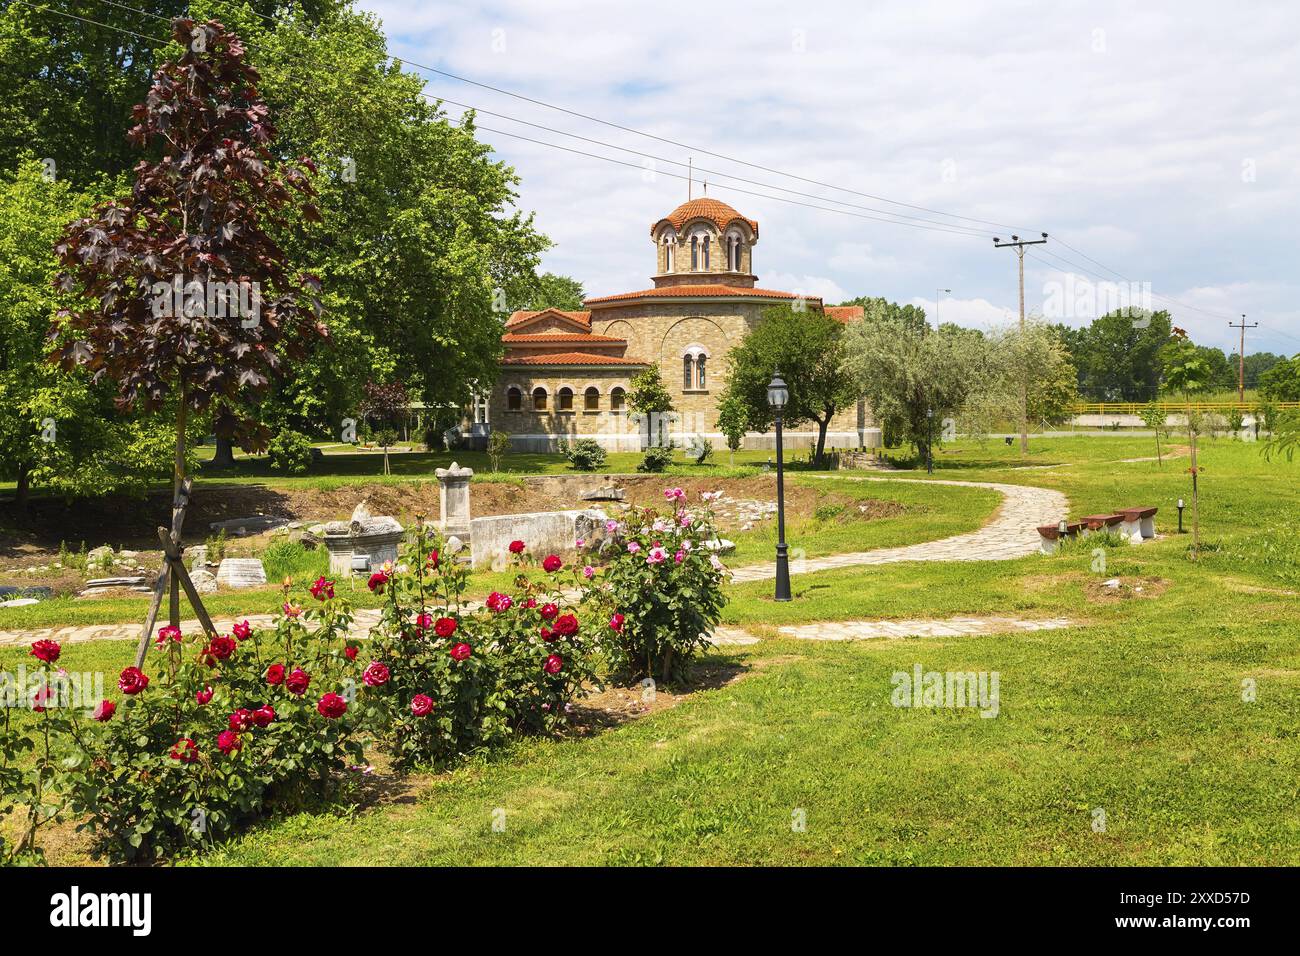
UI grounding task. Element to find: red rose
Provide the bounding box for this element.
[317,692,347,719]
[434,616,457,638]
[266,663,286,685]
[542,554,562,573]
[415,612,433,632]
[609,613,625,633]
[285,668,310,695]
[540,625,555,642]
[118,667,149,695]
[426,550,440,569]
[30,639,61,664]
[196,685,214,705]
[217,730,242,755]
[232,619,253,641]
[367,570,389,593]
[540,603,559,621]
[344,645,359,660]
[486,592,512,613]
[362,661,390,687]
[155,624,182,646]
[170,738,198,763]
[31,685,53,712]
[228,708,254,731]
[508,540,525,554]
[310,576,335,601]
[543,654,564,675]
[92,699,116,722]
[450,642,472,662]
[253,705,276,727]
[553,613,579,637]
[524,597,537,609]
[410,694,434,717]
[202,636,236,664]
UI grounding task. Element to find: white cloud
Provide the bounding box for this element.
[358,0,1300,354]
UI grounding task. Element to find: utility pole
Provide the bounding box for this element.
[993,233,1048,454]
[1229,314,1257,403]
[935,288,950,327]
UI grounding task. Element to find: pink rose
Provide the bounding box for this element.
[155,624,182,645]
[582,565,595,579]
[674,550,686,563]
[410,694,434,717]
[646,546,668,565]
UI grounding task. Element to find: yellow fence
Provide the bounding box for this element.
[1070,401,1300,415]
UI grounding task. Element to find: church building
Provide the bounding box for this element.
[485,197,867,452]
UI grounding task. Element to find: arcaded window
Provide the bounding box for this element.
[610,387,626,412]
[663,237,675,271]
[702,234,710,269]
[683,355,694,389]
[558,386,573,411]
[690,235,698,270]
[506,387,521,410]
[532,387,547,411]
[696,354,707,389]
[584,386,600,410]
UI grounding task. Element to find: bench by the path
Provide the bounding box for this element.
[1037,506,1158,554]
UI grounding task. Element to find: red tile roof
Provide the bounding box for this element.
[500,351,648,367]
[586,284,818,306]
[502,332,627,344]
[504,309,592,330]
[825,305,866,323]
[652,198,758,238]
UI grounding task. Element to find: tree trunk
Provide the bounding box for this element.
[211,435,236,468]
[814,414,829,466]
[14,461,31,518]
[174,388,188,503]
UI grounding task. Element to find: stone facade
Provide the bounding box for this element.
[485,197,870,453]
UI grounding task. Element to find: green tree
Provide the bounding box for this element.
[1052,309,1173,401]
[716,393,747,465]
[722,306,856,463]
[515,272,585,312]
[1259,355,1300,402]
[1161,332,1217,557]
[837,295,928,335]
[627,366,674,448]
[844,319,993,465]
[1140,401,1169,465]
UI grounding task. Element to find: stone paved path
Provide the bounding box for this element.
[778,616,1074,642]
[729,476,1067,584]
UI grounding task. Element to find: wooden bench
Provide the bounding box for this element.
[1118,506,1158,541]
[1080,513,1125,536]
[1036,520,1084,554]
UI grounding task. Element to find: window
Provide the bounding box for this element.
[683,355,694,389]
[584,386,600,411]
[532,387,547,411]
[696,354,707,389]
[729,236,741,271]
[506,387,521,411]
[702,235,710,269]
[690,235,698,270]
[663,237,675,271]
[610,387,626,412]
[558,386,574,411]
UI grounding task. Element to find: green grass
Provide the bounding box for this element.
[8,432,1300,865]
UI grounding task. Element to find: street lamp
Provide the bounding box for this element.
[1177,498,1185,534]
[768,370,792,602]
[926,406,935,475]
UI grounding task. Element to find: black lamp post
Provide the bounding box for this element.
[769,370,792,602]
[1177,498,1185,534]
[926,406,935,475]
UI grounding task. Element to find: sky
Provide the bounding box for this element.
[357,0,1300,356]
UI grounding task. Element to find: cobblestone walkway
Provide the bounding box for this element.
[777,616,1074,641]
[728,476,1067,584]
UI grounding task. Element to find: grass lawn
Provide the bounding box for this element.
[5,432,1299,865]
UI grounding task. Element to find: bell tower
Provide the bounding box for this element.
[649,197,759,289]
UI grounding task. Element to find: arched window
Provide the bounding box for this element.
[690,235,698,270]
[696,354,707,389]
[610,387,626,412]
[663,236,675,272]
[506,387,521,411]
[531,387,547,411]
[702,235,710,270]
[683,355,693,389]
[584,386,600,411]
[558,386,574,411]
[729,236,741,271]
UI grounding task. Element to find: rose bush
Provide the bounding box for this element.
[361,526,598,769]
[579,488,729,681]
[56,588,366,862]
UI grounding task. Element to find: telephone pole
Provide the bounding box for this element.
[994,233,1048,454]
[1229,314,1257,403]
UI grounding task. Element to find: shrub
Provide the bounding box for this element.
[268,428,312,474]
[362,528,599,769]
[375,427,398,449]
[637,443,675,473]
[487,430,510,472]
[565,437,607,471]
[262,538,329,583]
[580,488,728,681]
[55,593,366,862]
[686,436,713,465]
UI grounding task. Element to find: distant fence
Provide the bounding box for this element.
[1070,401,1300,416]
